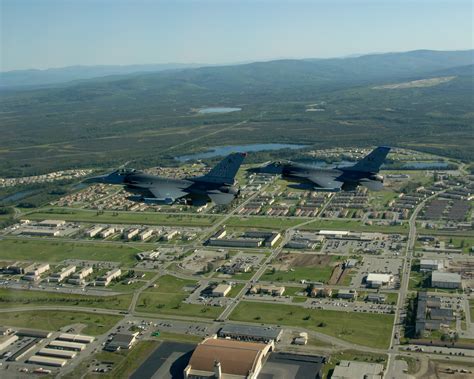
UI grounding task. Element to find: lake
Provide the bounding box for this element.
[176,143,309,161]
[197,107,242,114]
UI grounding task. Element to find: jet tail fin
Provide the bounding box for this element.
[200,152,247,184]
[348,146,391,173]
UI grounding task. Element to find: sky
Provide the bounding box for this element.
[1,0,473,71]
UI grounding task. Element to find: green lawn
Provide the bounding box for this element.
[0,288,132,310]
[227,283,245,298]
[136,274,221,319]
[263,266,334,283]
[0,238,140,265]
[151,331,202,344]
[470,300,474,322]
[230,301,393,349]
[27,207,219,226]
[226,216,304,230]
[0,310,121,335]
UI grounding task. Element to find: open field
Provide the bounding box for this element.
[230,301,394,349]
[151,331,203,344]
[136,274,221,319]
[0,238,140,265]
[227,283,245,297]
[226,216,304,230]
[26,207,220,226]
[264,254,338,283]
[63,340,160,379]
[0,288,132,310]
[0,310,121,335]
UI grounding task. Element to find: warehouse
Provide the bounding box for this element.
[0,335,19,351]
[17,329,52,338]
[28,355,67,367]
[332,360,384,379]
[37,219,66,227]
[87,225,104,238]
[431,272,462,289]
[337,289,358,300]
[211,283,232,297]
[208,238,263,248]
[218,324,282,343]
[184,337,272,379]
[20,228,60,237]
[420,259,443,272]
[37,348,77,359]
[365,273,393,288]
[104,332,138,351]
[48,340,86,351]
[57,333,94,344]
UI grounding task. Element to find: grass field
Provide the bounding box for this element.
[0,288,132,310]
[230,301,393,349]
[262,266,334,283]
[151,331,202,344]
[470,300,474,322]
[63,340,160,379]
[136,274,221,319]
[226,216,304,230]
[27,207,220,226]
[0,238,142,265]
[0,310,121,335]
[227,283,245,298]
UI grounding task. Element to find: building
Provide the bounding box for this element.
[366,273,393,288]
[50,265,76,282]
[249,284,285,296]
[184,337,272,379]
[420,259,443,272]
[293,332,308,345]
[23,263,50,281]
[28,356,67,367]
[68,267,93,284]
[139,229,154,241]
[365,294,386,303]
[105,332,138,351]
[318,230,350,238]
[212,283,232,297]
[96,268,121,286]
[37,219,66,227]
[123,228,139,240]
[37,348,77,359]
[310,287,332,298]
[431,272,462,289]
[136,250,160,261]
[17,329,52,339]
[57,333,94,344]
[20,228,60,237]
[48,340,86,351]
[337,289,358,300]
[218,324,282,343]
[416,292,455,335]
[208,238,263,248]
[87,225,104,238]
[0,335,19,351]
[345,259,358,269]
[243,231,281,247]
[332,360,384,379]
[100,227,115,238]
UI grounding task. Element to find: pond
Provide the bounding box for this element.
[176,143,309,161]
[197,107,242,114]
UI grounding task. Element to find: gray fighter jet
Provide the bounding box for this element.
[255,146,391,191]
[84,152,247,205]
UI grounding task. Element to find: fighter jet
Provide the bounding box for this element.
[256,146,391,191]
[84,152,247,205]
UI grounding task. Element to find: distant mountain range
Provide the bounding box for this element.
[1,49,472,90]
[0,63,206,89]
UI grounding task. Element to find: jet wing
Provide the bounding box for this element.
[359,179,384,191]
[307,174,344,191]
[148,183,189,202]
[207,191,236,205]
